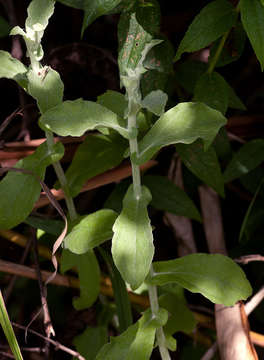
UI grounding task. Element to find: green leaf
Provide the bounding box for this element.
[0,51,27,85]
[159,286,197,335]
[148,253,252,306]
[174,61,207,94]
[61,249,100,309]
[209,22,246,68]
[97,90,128,118]
[240,0,264,70]
[240,167,264,197]
[0,141,64,229]
[104,180,130,213]
[227,82,246,110]
[194,72,229,114]
[39,99,128,138]
[56,0,123,36]
[64,134,127,197]
[141,36,174,97]
[100,248,133,333]
[95,308,168,360]
[0,291,23,360]
[240,201,264,244]
[239,179,264,242]
[176,140,225,197]
[142,175,201,221]
[120,0,160,36]
[213,127,232,162]
[141,90,168,116]
[24,216,64,236]
[112,185,154,290]
[27,67,64,114]
[82,0,123,36]
[174,0,237,61]
[74,326,108,360]
[223,139,264,183]
[64,209,118,254]
[0,16,11,38]
[136,102,227,165]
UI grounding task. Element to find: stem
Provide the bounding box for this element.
[208,4,240,75]
[207,31,229,75]
[126,80,171,360]
[148,267,171,360]
[45,131,77,221]
[25,38,41,73]
[23,26,78,222]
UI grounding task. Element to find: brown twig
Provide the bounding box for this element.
[235,255,264,264]
[12,322,86,360]
[245,287,264,316]
[34,159,157,208]
[199,185,258,360]
[3,236,33,302]
[164,156,197,256]
[0,108,23,138]
[201,342,218,360]
[0,350,14,359]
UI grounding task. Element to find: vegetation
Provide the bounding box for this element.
[0,0,263,358]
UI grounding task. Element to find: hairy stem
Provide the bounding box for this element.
[148,268,171,360]
[23,25,78,222]
[126,79,171,360]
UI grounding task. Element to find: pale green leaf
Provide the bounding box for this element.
[142,175,201,221]
[27,67,64,114]
[73,326,108,360]
[194,72,229,114]
[175,0,237,61]
[0,141,64,229]
[64,209,118,254]
[224,139,264,183]
[141,90,168,116]
[176,140,225,197]
[39,99,128,138]
[10,26,27,37]
[118,12,157,77]
[136,102,227,165]
[0,51,27,84]
[0,291,23,360]
[25,0,55,34]
[95,308,168,360]
[61,249,100,309]
[97,90,128,118]
[64,134,127,197]
[148,253,252,306]
[112,185,154,290]
[240,0,264,70]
